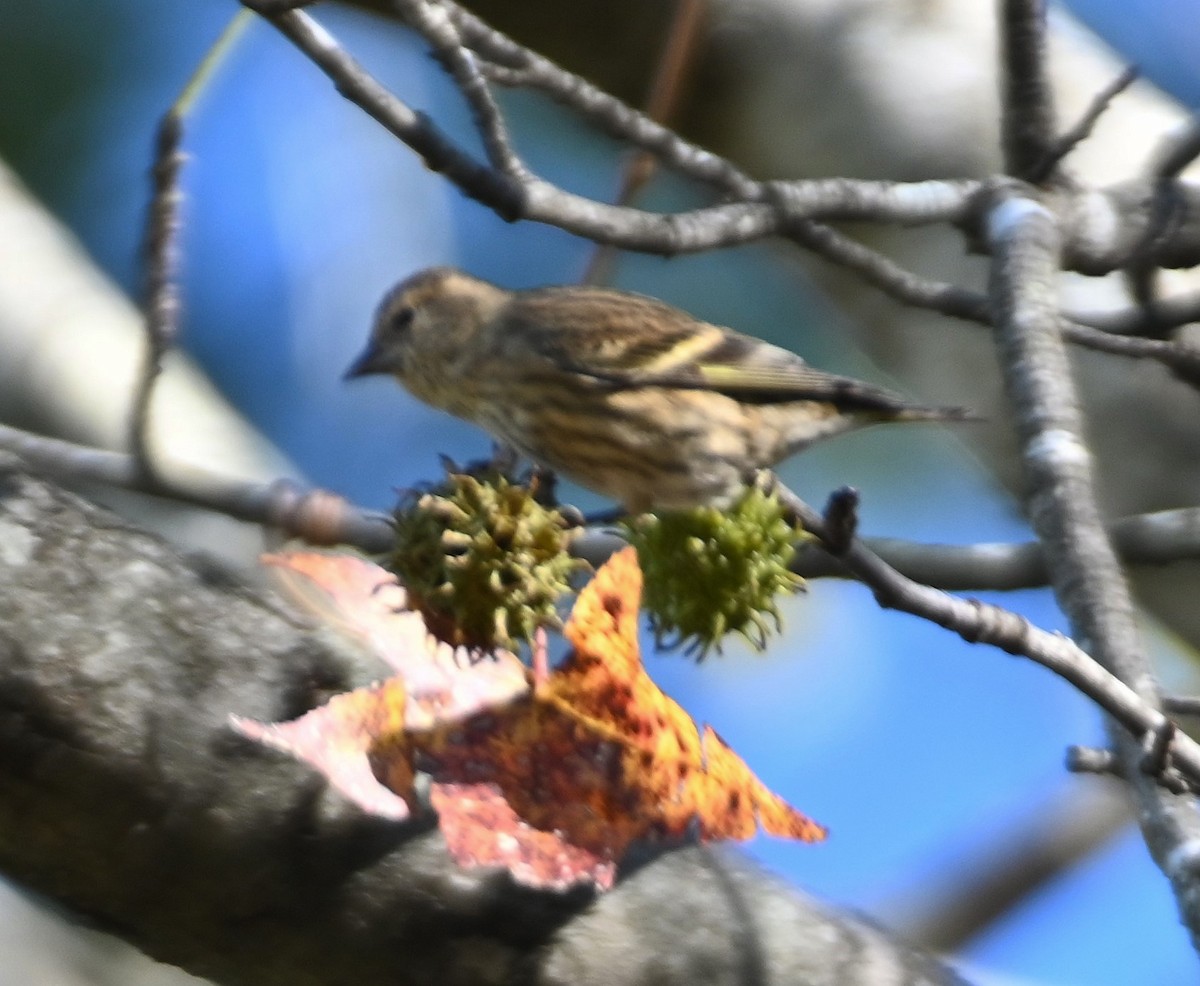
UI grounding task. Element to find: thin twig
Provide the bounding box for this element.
[1165,696,1200,717]
[0,424,394,551]
[448,0,759,199]
[394,0,525,177]
[1071,291,1200,335]
[133,113,184,483]
[885,782,1131,951]
[1154,124,1200,181]
[1124,125,1200,337]
[1065,745,1122,778]
[795,504,1200,589]
[263,7,526,215]
[131,12,253,483]
[1030,65,1138,183]
[784,220,992,321]
[1061,322,1200,386]
[584,0,708,285]
[787,219,1200,382]
[1062,744,1193,793]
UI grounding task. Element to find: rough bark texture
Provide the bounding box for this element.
[0,461,967,986]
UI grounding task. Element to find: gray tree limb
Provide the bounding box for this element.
[0,462,969,986]
[987,190,1200,944]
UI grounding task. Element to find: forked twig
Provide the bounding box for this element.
[778,481,1200,794]
[1030,65,1138,183]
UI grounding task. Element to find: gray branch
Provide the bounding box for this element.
[0,463,969,986]
[986,190,1200,946]
[9,419,1200,592]
[257,5,1200,275]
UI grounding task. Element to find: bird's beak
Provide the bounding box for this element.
[343,341,389,381]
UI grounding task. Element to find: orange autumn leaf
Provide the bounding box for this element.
[234,547,824,892]
[405,548,825,879]
[234,551,528,819]
[554,548,820,843]
[234,678,414,820]
[429,781,620,890]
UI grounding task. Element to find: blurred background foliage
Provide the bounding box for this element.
[0,1,1197,984]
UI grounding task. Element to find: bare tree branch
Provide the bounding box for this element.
[1153,124,1200,182]
[252,5,1200,274]
[776,484,1200,794]
[795,504,1200,589]
[0,424,394,551]
[445,0,760,199]
[9,419,1200,591]
[132,14,255,486]
[781,219,1200,380]
[1030,66,1138,184]
[403,0,526,176]
[884,781,1131,951]
[986,187,1200,945]
[1072,290,1200,336]
[133,111,185,483]
[999,0,1057,181]
[1166,696,1200,718]
[582,0,709,286]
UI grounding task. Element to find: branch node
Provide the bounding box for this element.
[1029,65,1137,184]
[1139,716,1177,777]
[1065,744,1121,777]
[1164,695,1200,718]
[821,486,860,555]
[1153,123,1200,181]
[265,480,369,546]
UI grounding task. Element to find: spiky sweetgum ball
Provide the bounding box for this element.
[389,469,581,650]
[622,486,806,658]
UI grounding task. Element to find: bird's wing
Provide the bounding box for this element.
[504,287,918,410]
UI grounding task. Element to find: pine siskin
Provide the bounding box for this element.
[345,267,969,513]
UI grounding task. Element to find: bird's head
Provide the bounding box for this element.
[344,267,508,406]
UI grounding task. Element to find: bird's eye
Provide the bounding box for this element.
[390,306,415,334]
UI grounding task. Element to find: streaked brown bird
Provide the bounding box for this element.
[346,267,969,513]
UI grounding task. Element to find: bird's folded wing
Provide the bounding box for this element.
[506,289,914,409]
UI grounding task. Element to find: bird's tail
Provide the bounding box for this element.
[885,403,980,423]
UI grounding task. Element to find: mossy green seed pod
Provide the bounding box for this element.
[390,469,581,650]
[622,485,806,658]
